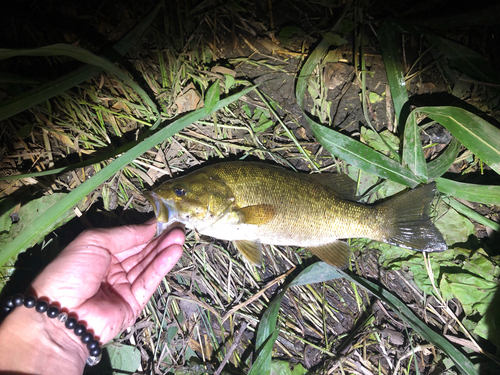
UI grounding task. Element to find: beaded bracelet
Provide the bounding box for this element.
[2,294,102,366]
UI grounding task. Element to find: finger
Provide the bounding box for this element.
[121,227,185,276]
[130,236,184,307]
[30,220,157,306]
[131,244,183,306]
[66,221,157,263]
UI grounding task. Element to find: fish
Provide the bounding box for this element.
[145,161,447,268]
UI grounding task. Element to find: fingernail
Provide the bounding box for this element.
[145,217,156,225]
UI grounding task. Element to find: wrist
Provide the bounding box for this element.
[0,298,91,375]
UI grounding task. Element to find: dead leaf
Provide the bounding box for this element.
[297,127,308,140]
[47,130,76,150]
[111,101,131,113]
[211,66,236,77]
[175,89,202,113]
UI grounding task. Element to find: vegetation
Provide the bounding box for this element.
[1,1,499,374]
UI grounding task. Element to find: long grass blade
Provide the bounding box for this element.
[252,261,476,375]
[446,198,500,232]
[427,137,461,180]
[436,178,500,205]
[0,2,162,121]
[0,84,256,267]
[295,28,422,187]
[378,20,427,180]
[251,263,343,375]
[426,35,500,84]
[308,119,421,187]
[0,44,159,118]
[402,111,428,181]
[417,106,500,175]
[340,269,477,375]
[295,39,329,109]
[377,20,408,127]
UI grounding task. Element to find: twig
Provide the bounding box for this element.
[221,266,295,323]
[213,322,248,375]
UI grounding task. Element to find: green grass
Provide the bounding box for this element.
[1,2,499,374]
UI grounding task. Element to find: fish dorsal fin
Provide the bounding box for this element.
[308,241,351,268]
[237,204,275,225]
[234,240,263,266]
[309,173,358,201]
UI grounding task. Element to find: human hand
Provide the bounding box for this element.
[29,220,185,344]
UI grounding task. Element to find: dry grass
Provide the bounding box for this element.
[1,1,498,374]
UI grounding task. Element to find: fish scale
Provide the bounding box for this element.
[145,161,447,268]
[190,162,390,245]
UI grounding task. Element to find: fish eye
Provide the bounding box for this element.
[173,186,186,197]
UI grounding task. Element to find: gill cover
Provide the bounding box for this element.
[144,190,178,236]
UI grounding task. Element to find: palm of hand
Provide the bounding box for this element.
[30,222,184,343]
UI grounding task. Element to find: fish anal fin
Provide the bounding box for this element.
[379,183,448,252]
[238,204,275,225]
[234,240,263,266]
[309,173,358,201]
[308,241,351,268]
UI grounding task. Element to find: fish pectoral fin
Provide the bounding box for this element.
[308,241,351,269]
[234,240,263,266]
[237,204,275,225]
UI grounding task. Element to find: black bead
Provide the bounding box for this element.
[81,332,93,344]
[35,300,49,313]
[74,324,86,336]
[89,346,102,357]
[13,294,24,306]
[24,295,37,308]
[87,339,100,350]
[3,294,102,360]
[47,306,59,318]
[4,297,14,309]
[65,317,77,329]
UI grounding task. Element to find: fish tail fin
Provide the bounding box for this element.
[379,183,447,252]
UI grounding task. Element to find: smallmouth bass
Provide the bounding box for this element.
[145,161,447,268]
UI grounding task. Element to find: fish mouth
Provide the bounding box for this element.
[144,191,179,236]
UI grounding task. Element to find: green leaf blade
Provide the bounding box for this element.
[0,84,256,268]
[402,111,428,181]
[339,269,478,375]
[378,20,409,126]
[252,263,342,375]
[436,178,500,205]
[427,137,461,180]
[426,35,500,85]
[309,119,421,187]
[417,106,500,175]
[0,2,162,122]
